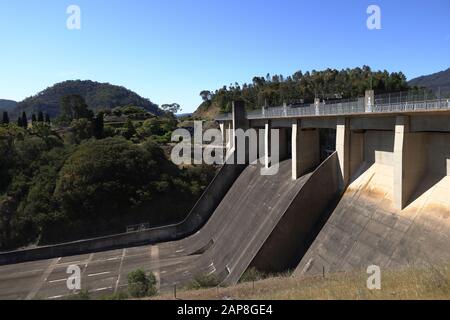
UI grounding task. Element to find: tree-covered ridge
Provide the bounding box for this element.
[408,68,450,97]
[0,99,17,112]
[195,66,409,118]
[14,80,161,119]
[0,99,215,250]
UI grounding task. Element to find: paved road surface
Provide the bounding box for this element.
[0,160,312,299]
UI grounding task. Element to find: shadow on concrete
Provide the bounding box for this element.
[406,174,445,208]
[349,161,374,185]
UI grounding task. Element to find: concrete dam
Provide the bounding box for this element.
[0,156,337,299]
[1,91,450,299]
[217,92,450,277]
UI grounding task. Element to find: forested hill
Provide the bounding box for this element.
[194,66,410,119]
[12,80,161,118]
[0,99,17,112]
[408,68,450,97]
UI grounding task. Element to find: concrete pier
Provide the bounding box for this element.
[291,120,320,180]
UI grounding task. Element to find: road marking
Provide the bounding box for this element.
[48,278,68,283]
[150,246,161,290]
[57,260,84,266]
[47,295,64,300]
[207,263,216,276]
[175,249,185,253]
[84,253,94,269]
[87,271,111,277]
[106,257,120,261]
[0,268,46,279]
[25,257,61,300]
[114,249,126,293]
[90,286,112,292]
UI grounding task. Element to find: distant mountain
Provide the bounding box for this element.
[12,80,161,119]
[408,68,450,97]
[176,113,193,118]
[0,99,17,112]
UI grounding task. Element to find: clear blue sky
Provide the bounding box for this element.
[0,0,449,112]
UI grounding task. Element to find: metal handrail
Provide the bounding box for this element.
[215,96,450,121]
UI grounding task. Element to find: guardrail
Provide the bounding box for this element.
[216,96,450,121]
[372,99,449,113]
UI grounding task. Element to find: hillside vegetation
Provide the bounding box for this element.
[408,68,450,97]
[194,66,409,119]
[13,80,161,119]
[0,100,17,112]
[0,98,215,250]
[152,264,450,300]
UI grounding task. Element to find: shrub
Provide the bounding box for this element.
[239,267,266,283]
[65,289,91,300]
[188,273,221,290]
[101,291,129,300]
[127,269,158,298]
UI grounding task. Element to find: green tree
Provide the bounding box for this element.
[60,95,94,123]
[161,103,182,114]
[69,118,93,143]
[2,112,9,125]
[54,138,162,222]
[200,90,212,102]
[0,196,16,248]
[93,113,104,139]
[21,112,28,128]
[127,269,158,298]
[45,113,51,124]
[38,111,44,122]
[32,114,37,123]
[202,66,410,114]
[117,105,146,116]
[136,118,177,140]
[122,119,136,140]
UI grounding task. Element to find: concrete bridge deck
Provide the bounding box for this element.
[216,92,450,121]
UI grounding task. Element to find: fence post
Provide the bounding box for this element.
[365,90,374,113]
[314,98,320,116]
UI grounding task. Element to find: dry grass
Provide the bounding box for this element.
[151,264,450,300]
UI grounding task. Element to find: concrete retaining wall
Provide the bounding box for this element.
[292,125,320,179]
[364,130,395,165]
[0,160,246,265]
[249,152,342,273]
[349,132,363,177]
[428,133,450,176]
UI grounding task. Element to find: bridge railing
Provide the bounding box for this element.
[215,94,450,121]
[373,99,449,113]
[374,90,438,105]
[319,98,365,115]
